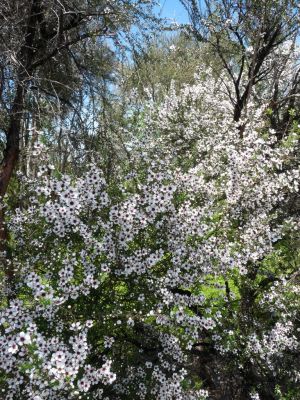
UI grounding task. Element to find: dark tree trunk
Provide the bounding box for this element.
[0,0,40,290]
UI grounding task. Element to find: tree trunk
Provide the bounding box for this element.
[0,0,40,291]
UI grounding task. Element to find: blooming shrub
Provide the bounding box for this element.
[1,66,300,399]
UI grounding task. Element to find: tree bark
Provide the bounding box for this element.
[0,0,40,290]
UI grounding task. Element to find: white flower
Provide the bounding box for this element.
[86,320,94,328]
[7,342,19,354]
[104,336,115,348]
[17,332,31,346]
[70,322,82,331]
[78,377,91,392]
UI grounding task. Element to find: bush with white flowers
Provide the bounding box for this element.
[1,65,300,399]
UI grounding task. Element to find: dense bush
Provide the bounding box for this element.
[1,62,300,399]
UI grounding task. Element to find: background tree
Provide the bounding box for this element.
[120,32,204,102]
[0,0,159,287]
[180,0,300,126]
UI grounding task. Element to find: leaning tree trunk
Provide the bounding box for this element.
[0,83,24,285]
[0,0,40,292]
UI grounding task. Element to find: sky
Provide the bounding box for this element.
[155,0,190,24]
